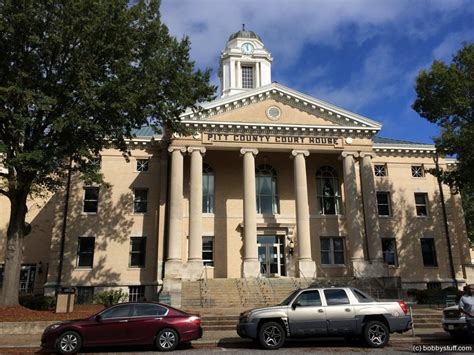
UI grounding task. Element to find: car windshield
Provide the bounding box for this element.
[279,290,300,306]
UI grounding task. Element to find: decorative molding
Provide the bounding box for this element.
[359,152,376,159]
[168,146,187,154]
[341,151,359,158]
[240,148,259,156]
[187,146,206,154]
[291,150,310,157]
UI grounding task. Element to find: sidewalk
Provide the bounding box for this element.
[0,328,451,349]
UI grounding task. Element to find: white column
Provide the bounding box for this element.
[237,61,242,89]
[341,152,367,276]
[255,62,260,88]
[165,146,186,278]
[241,148,259,277]
[292,150,316,279]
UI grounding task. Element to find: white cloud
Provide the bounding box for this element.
[309,44,401,112]
[432,30,474,61]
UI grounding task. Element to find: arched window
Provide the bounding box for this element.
[316,166,342,215]
[203,163,214,213]
[256,164,279,214]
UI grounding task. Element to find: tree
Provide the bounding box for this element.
[413,43,474,191]
[0,0,215,305]
[413,43,474,244]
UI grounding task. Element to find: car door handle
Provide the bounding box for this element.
[119,319,128,323]
[345,308,351,312]
[155,317,163,320]
[318,309,324,313]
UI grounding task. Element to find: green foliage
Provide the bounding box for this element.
[412,43,474,192]
[407,287,463,305]
[462,189,474,243]
[0,0,214,304]
[94,289,128,307]
[0,0,215,195]
[19,294,56,310]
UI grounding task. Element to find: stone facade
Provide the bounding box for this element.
[0,29,472,305]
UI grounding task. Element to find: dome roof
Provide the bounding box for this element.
[228,29,262,42]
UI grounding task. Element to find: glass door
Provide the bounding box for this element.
[258,236,283,277]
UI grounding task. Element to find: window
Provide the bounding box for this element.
[376,192,391,216]
[242,65,254,89]
[256,164,279,214]
[101,304,133,319]
[77,237,95,268]
[203,164,214,213]
[136,159,149,172]
[414,193,429,216]
[294,290,322,307]
[411,165,424,177]
[133,304,167,317]
[421,238,438,267]
[202,236,214,266]
[324,289,350,305]
[382,238,398,266]
[351,288,375,303]
[133,188,148,213]
[90,157,101,170]
[129,237,146,268]
[427,282,442,290]
[374,164,387,177]
[76,287,94,304]
[320,237,345,265]
[128,286,145,302]
[83,187,99,213]
[316,166,342,215]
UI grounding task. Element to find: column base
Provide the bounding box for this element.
[161,279,182,308]
[352,258,387,278]
[243,259,260,278]
[181,260,204,281]
[164,260,183,279]
[297,259,316,280]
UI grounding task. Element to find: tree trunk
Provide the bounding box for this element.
[0,191,28,305]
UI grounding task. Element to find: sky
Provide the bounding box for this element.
[161,0,474,144]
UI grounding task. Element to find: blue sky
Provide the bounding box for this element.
[161,0,474,144]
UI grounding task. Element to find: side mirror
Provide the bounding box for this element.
[95,314,102,322]
[291,302,300,310]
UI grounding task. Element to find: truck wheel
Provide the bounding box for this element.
[56,331,82,354]
[258,321,286,350]
[363,320,390,348]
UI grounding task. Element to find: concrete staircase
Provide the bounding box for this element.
[181,278,443,331]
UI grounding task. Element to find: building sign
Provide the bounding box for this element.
[203,133,343,147]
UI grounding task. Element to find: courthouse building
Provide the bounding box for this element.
[0,29,473,305]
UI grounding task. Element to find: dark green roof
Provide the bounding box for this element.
[228,29,262,42]
[373,136,433,146]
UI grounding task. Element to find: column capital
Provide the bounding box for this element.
[359,152,376,159]
[187,146,206,155]
[291,150,310,157]
[168,146,187,154]
[341,151,359,158]
[240,148,259,156]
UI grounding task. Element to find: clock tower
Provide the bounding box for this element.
[219,26,273,97]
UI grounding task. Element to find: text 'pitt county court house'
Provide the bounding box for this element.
[1,29,473,307]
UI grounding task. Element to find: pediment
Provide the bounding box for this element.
[180,83,382,131]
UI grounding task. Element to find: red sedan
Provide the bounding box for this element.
[41,302,202,354]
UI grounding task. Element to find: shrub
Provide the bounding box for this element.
[19,294,56,310]
[94,289,128,307]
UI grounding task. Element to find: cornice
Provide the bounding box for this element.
[180,83,382,130]
[373,143,436,156]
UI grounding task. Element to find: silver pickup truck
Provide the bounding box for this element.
[237,287,412,349]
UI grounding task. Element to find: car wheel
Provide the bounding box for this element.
[56,331,82,354]
[156,328,179,352]
[363,320,390,348]
[258,321,286,350]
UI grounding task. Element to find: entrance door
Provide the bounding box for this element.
[257,236,284,277]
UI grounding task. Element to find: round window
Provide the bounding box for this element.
[266,106,281,121]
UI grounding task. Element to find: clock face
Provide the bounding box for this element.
[241,42,254,55]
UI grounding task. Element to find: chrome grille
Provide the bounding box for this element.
[444,309,461,319]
